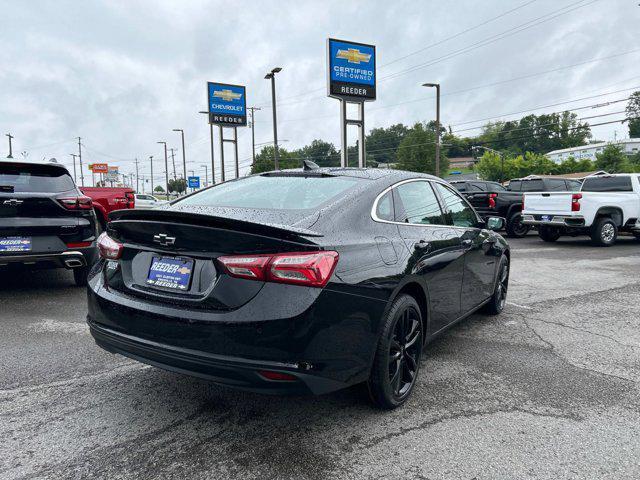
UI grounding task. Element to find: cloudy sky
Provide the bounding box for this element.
[1,0,639,187]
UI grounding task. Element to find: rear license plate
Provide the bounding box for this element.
[0,237,32,252]
[541,215,551,222]
[147,256,194,290]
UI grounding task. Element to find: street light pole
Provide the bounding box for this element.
[157,141,169,197]
[200,164,208,187]
[169,148,177,180]
[264,67,282,170]
[172,129,187,194]
[69,154,78,182]
[422,83,441,177]
[5,133,13,158]
[248,106,261,168]
[134,157,139,192]
[149,155,154,193]
[77,137,84,186]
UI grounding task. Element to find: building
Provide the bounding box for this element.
[545,139,640,164]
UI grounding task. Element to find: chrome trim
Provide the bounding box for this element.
[522,215,585,226]
[0,250,85,265]
[370,178,481,230]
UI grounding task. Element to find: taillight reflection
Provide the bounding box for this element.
[218,251,339,288]
[97,232,123,260]
[488,193,497,209]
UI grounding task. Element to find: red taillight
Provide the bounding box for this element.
[258,370,297,382]
[125,192,135,209]
[488,193,497,209]
[218,251,339,288]
[571,193,582,212]
[58,195,93,210]
[97,232,123,260]
[66,241,93,248]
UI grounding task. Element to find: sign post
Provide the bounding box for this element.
[187,176,200,190]
[327,38,376,168]
[207,82,247,182]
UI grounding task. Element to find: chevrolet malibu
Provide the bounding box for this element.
[87,166,509,408]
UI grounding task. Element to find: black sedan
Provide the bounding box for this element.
[87,167,509,408]
[1,161,98,286]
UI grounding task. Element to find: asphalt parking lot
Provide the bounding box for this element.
[1,234,639,480]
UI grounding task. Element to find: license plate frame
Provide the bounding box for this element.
[146,256,194,291]
[0,236,32,252]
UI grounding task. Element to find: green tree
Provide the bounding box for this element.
[168,178,186,193]
[296,139,339,167]
[250,146,299,174]
[154,185,165,193]
[394,123,449,175]
[595,144,630,173]
[366,124,409,166]
[475,151,506,182]
[626,91,640,138]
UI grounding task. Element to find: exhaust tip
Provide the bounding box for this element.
[64,258,85,268]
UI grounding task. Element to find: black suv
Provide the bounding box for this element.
[451,177,582,238]
[0,161,98,285]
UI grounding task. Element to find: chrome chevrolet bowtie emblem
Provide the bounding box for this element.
[3,199,23,206]
[153,234,176,246]
[336,48,371,64]
[213,89,242,102]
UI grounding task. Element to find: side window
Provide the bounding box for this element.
[375,191,394,221]
[547,179,567,191]
[566,180,581,190]
[469,183,484,192]
[434,183,479,228]
[394,181,445,225]
[508,180,521,191]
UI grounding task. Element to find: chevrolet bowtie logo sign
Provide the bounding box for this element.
[336,48,371,64]
[177,267,191,275]
[213,89,242,102]
[153,234,176,246]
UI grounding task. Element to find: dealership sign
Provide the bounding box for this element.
[207,82,247,126]
[187,176,200,188]
[327,38,376,101]
[89,163,108,174]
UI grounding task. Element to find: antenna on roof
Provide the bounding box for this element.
[302,159,319,171]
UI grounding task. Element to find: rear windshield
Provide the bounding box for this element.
[177,174,362,210]
[0,164,75,193]
[520,179,544,191]
[581,176,633,192]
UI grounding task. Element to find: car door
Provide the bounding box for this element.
[391,180,464,334]
[433,182,497,314]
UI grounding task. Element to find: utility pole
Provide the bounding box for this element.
[200,164,209,187]
[69,154,78,182]
[77,137,85,186]
[5,133,14,158]
[149,155,154,193]
[422,83,441,177]
[248,107,261,167]
[264,67,282,170]
[173,129,187,194]
[157,141,169,197]
[134,157,139,192]
[169,148,177,179]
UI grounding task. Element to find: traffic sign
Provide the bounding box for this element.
[188,176,200,188]
[207,82,247,126]
[327,38,376,101]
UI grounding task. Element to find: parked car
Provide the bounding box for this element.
[79,186,135,230]
[87,167,509,409]
[522,174,640,246]
[134,193,167,208]
[0,161,98,286]
[451,177,583,238]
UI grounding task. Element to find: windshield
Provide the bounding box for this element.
[177,174,362,210]
[0,164,76,193]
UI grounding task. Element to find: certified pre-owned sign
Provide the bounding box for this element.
[327,38,376,101]
[207,82,247,126]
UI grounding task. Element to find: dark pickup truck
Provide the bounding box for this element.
[450,177,582,237]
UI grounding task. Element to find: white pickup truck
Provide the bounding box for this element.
[522,174,640,246]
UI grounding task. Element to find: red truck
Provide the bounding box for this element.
[79,187,135,229]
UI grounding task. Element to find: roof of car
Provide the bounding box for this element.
[1,160,70,172]
[258,167,439,182]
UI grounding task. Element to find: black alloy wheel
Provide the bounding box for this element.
[506,212,530,238]
[483,255,509,315]
[368,294,423,409]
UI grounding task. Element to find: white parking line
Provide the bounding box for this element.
[513,247,561,253]
[506,302,533,310]
[27,319,88,335]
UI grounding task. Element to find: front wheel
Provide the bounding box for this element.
[368,294,423,409]
[506,212,530,238]
[482,255,509,315]
[590,217,617,247]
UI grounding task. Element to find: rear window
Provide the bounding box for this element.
[581,176,633,192]
[177,174,361,210]
[520,179,544,192]
[452,183,466,192]
[0,164,75,193]
[508,180,521,191]
[547,179,568,191]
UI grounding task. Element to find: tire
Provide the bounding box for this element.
[482,255,509,315]
[367,294,423,410]
[73,267,89,287]
[538,225,561,242]
[590,217,617,247]
[505,212,530,238]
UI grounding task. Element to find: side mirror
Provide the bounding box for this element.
[486,217,504,231]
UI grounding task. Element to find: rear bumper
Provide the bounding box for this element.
[86,273,386,396]
[0,248,97,269]
[522,214,585,227]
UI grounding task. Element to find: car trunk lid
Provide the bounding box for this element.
[523,192,574,215]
